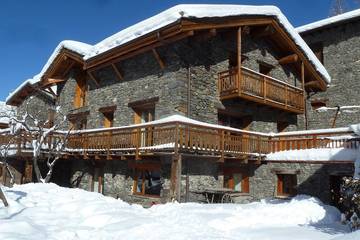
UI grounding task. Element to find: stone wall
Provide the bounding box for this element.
[54,31,302,132]
[245,161,353,204]
[17,91,54,125]
[68,156,354,205]
[300,20,360,129]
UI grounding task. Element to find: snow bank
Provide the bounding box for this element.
[332,231,360,240]
[0,183,349,240]
[297,8,360,33]
[266,148,358,162]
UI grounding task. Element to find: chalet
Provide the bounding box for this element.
[1,5,357,206]
[297,9,360,129]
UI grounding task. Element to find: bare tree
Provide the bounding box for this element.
[330,0,350,16]
[0,104,17,206]
[1,97,72,183]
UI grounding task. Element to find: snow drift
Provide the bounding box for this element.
[0,183,352,240]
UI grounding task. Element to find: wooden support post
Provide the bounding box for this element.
[135,128,141,160]
[263,77,267,100]
[88,71,100,88]
[332,106,341,128]
[152,48,165,69]
[0,186,8,207]
[301,61,308,129]
[170,154,182,202]
[237,26,242,92]
[23,160,33,183]
[278,53,298,65]
[111,63,123,81]
[285,85,288,108]
[219,130,225,163]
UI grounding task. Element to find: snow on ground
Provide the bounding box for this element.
[0,183,356,240]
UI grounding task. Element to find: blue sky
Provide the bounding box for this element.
[1,0,359,101]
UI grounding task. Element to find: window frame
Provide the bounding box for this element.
[223,168,250,194]
[91,166,104,194]
[132,163,161,198]
[73,73,87,108]
[276,173,297,197]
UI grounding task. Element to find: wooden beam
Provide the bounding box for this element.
[41,78,65,88]
[61,60,76,78]
[278,53,298,65]
[192,28,217,42]
[301,61,308,129]
[237,26,242,81]
[87,71,100,88]
[170,154,182,202]
[152,48,165,69]
[251,25,275,38]
[86,18,273,70]
[111,63,123,81]
[87,30,194,72]
[304,80,320,89]
[44,88,57,97]
[270,20,327,91]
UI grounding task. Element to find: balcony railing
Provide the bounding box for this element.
[1,120,359,162]
[218,67,305,113]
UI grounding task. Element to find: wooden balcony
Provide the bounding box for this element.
[218,67,305,114]
[1,119,359,162]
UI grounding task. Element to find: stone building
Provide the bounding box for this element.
[297,9,360,129]
[1,5,356,207]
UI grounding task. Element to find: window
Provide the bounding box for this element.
[46,109,55,128]
[68,112,89,130]
[309,42,324,64]
[277,121,289,133]
[92,167,104,194]
[224,169,250,193]
[74,74,87,108]
[99,106,116,128]
[277,174,297,197]
[133,165,161,197]
[259,61,274,76]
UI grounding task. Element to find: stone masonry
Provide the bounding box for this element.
[300,20,360,129]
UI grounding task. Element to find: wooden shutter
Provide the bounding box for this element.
[242,175,250,193]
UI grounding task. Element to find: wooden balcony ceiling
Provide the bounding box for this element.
[84,17,327,91]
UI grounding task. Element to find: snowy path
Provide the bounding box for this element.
[0,183,358,240]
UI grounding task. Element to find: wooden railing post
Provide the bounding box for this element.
[285,85,288,108]
[135,128,141,160]
[219,130,225,162]
[83,133,88,158]
[174,123,179,154]
[263,77,267,100]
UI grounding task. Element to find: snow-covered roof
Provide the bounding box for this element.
[6,40,92,104]
[7,4,331,103]
[297,8,360,33]
[266,148,358,162]
[85,4,330,84]
[0,101,15,124]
